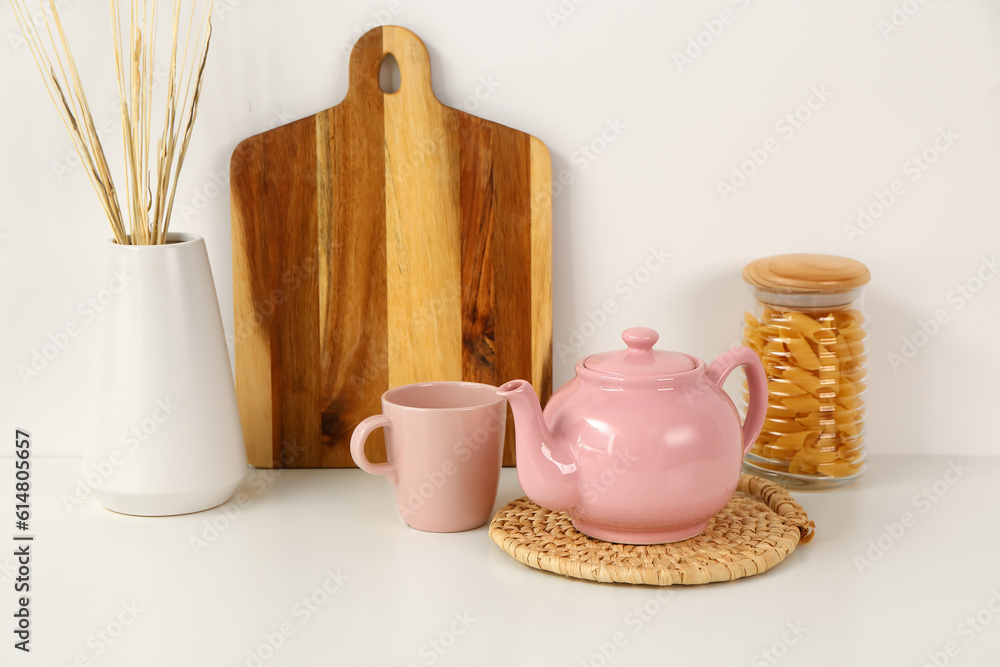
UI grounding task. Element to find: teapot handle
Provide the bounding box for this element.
[706,346,768,456]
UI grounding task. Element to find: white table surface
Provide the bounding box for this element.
[3,456,998,667]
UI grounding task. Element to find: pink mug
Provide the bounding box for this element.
[350,381,507,532]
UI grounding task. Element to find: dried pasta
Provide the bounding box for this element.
[742,303,867,479]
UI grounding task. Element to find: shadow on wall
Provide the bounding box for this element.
[550,148,580,389]
[679,266,745,363]
[864,287,991,457]
[682,264,965,459]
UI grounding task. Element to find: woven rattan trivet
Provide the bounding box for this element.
[489,474,814,585]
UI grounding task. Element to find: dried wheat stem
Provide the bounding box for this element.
[47,1,127,237]
[13,0,215,245]
[11,0,129,244]
[162,3,212,241]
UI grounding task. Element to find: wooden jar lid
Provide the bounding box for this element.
[743,254,870,294]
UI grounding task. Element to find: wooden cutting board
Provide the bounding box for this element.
[230,25,552,468]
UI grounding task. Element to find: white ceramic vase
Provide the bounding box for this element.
[84,232,248,516]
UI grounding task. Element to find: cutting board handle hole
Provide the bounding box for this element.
[379,52,401,94]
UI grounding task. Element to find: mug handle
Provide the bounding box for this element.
[706,346,768,456]
[350,415,397,484]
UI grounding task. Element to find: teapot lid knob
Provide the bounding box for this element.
[583,326,695,377]
[622,327,659,351]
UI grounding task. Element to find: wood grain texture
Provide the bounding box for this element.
[383,28,463,388]
[529,136,554,413]
[267,118,321,468]
[231,137,274,466]
[316,28,389,467]
[459,114,496,387]
[231,26,551,468]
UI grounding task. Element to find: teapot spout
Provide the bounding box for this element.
[497,379,578,512]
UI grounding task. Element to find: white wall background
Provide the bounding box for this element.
[1,0,998,457]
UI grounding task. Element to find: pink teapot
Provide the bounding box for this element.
[498,327,767,544]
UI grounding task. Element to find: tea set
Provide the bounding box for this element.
[352,326,767,545]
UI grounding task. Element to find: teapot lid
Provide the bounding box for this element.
[583,328,696,377]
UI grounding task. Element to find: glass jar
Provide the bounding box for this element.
[740,254,871,490]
